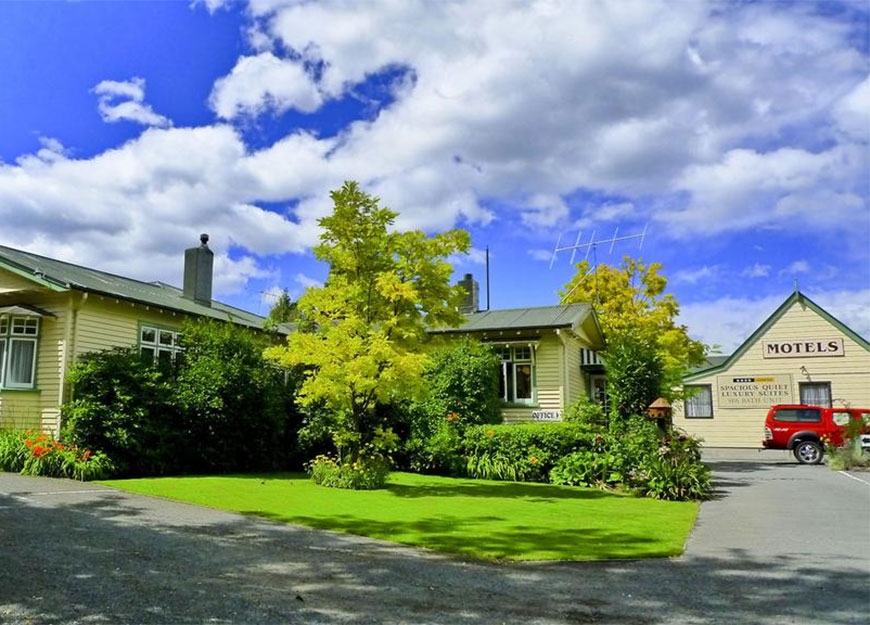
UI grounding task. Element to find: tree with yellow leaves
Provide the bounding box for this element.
[265,181,470,466]
[560,257,707,423]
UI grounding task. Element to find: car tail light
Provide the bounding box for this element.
[764,427,773,440]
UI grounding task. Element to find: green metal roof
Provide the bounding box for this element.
[0,244,268,330]
[684,290,870,381]
[430,303,596,334]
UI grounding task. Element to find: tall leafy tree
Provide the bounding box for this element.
[265,181,470,463]
[265,289,298,330]
[560,257,707,402]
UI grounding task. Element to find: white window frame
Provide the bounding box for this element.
[0,315,39,390]
[496,344,537,405]
[139,325,183,365]
[685,384,713,418]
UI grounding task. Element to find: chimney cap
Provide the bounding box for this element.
[200,233,209,246]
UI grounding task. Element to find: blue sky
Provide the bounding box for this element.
[0,0,868,350]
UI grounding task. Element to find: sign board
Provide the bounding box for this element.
[762,339,844,359]
[716,375,793,409]
[532,409,562,421]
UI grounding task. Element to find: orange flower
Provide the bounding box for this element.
[486,429,495,437]
[529,456,539,464]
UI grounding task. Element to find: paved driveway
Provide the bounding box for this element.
[1,453,868,625]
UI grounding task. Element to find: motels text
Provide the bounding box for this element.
[762,339,844,359]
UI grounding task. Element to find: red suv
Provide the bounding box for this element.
[762,404,870,464]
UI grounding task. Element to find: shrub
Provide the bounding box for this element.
[463,422,601,482]
[604,331,664,432]
[639,453,712,501]
[0,430,112,481]
[307,454,391,490]
[563,395,608,428]
[62,348,177,476]
[407,418,465,476]
[421,339,502,428]
[174,319,299,473]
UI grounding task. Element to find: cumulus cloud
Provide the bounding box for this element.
[2,1,868,302]
[679,288,870,352]
[93,78,171,128]
[210,52,323,119]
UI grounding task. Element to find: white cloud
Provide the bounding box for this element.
[780,260,811,276]
[210,52,323,119]
[294,272,322,289]
[528,249,555,263]
[741,263,770,278]
[679,288,870,352]
[673,265,720,285]
[93,78,171,128]
[832,76,870,142]
[662,145,868,236]
[2,1,868,302]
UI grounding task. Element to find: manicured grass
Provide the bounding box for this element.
[99,472,698,561]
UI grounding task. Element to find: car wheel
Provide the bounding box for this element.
[793,440,823,465]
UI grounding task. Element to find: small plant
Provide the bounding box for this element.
[0,429,113,481]
[563,395,608,428]
[825,416,870,471]
[307,426,397,490]
[307,453,391,490]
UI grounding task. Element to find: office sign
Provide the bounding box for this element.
[762,339,844,359]
[532,409,562,421]
[716,375,793,409]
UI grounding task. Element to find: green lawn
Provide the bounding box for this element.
[99,472,698,561]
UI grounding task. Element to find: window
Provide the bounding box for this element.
[497,345,535,404]
[140,325,183,367]
[685,385,713,418]
[0,315,39,389]
[799,382,832,408]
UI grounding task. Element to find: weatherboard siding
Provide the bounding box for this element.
[73,297,187,358]
[564,333,584,406]
[674,299,870,447]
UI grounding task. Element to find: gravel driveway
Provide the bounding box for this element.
[1,451,868,625]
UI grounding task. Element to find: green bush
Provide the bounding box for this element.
[463,422,601,482]
[0,430,113,481]
[604,331,664,432]
[62,348,178,476]
[62,320,302,477]
[407,419,465,476]
[638,452,712,501]
[405,338,502,474]
[563,395,608,427]
[174,319,299,473]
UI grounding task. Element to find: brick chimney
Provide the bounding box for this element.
[458,273,479,314]
[183,234,213,306]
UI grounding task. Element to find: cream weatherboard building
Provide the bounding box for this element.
[673,291,870,448]
[430,299,606,422]
[0,236,270,435]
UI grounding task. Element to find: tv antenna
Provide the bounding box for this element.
[549,224,648,270]
[551,225,649,303]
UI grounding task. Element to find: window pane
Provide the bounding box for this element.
[514,346,531,361]
[685,385,713,418]
[0,338,6,385]
[174,332,183,347]
[832,411,851,426]
[515,363,532,400]
[800,383,832,408]
[0,318,8,334]
[157,349,173,367]
[141,327,156,344]
[8,339,35,386]
[11,318,38,336]
[158,330,174,346]
[140,346,155,360]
